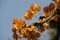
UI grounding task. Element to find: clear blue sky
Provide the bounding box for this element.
[0,0,52,40]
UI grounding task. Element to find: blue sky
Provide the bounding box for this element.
[0,0,52,40]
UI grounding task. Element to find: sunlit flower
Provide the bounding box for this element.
[29,3,41,11]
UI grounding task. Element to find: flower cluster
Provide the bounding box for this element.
[24,3,41,20]
[12,0,60,40]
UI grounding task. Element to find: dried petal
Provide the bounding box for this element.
[13,34,18,40]
[12,28,16,32]
[43,6,49,13]
[49,3,55,11]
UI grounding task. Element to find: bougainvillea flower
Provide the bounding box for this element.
[24,10,36,20]
[43,6,50,13]
[24,15,32,20]
[42,12,50,17]
[29,3,38,11]
[29,3,41,11]
[48,2,55,11]
[12,18,25,31]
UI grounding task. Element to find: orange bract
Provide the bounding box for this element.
[29,4,41,11]
[49,3,55,11]
[42,12,50,17]
[29,4,38,11]
[43,6,49,13]
[24,3,41,20]
[13,18,18,24]
[13,33,18,40]
[24,10,36,20]
[19,19,25,27]
[26,11,33,17]
[24,15,32,20]
[12,18,25,30]
[12,28,17,33]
